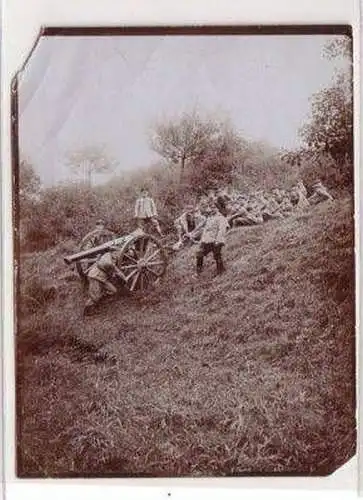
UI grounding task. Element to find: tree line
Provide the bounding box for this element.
[19,36,353,252]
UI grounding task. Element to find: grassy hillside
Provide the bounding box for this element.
[16,195,355,477]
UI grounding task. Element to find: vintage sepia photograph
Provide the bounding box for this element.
[13,26,356,478]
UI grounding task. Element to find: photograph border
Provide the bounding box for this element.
[11,23,356,481]
[2,0,361,498]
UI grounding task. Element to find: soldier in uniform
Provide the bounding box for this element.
[261,194,284,221]
[271,188,284,204]
[83,249,125,315]
[278,192,294,217]
[215,187,231,217]
[308,181,334,205]
[134,187,163,237]
[229,204,264,227]
[296,180,308,198]
[290,183,310,211]
[173,205,206,251]
[80,220,115,249]
[195,204,230,276]
[78,220,116,289]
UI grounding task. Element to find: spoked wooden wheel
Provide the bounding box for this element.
[116,233,167,293]
[76,229,117,279]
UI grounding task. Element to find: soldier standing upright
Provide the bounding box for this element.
[195,204,229,277]
[134,187,163,237]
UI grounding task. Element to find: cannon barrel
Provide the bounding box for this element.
[64,235,129,266]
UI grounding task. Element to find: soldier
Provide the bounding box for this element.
[228,194,263,226]
[271,188,283,204]
[253,190,266,209]
[228,187,240,203]
[296,180,308,198]
[228,199,245,218]
[80,220,115,249]
[229,206,262,227]
[198,190,217,215]
[173,205,206,251]
[278,192,294,217]
[83,249,125,316]
[195,204,230,276]
[208,189,217,202]
[290,184,310,211]
[227,194,244,216]
[78,220,116,286]
[261,194,284,221]
[198,195,209,215]
[134,187,163,237]
[254,191,268,214]
[215,187,231,217]
[308,181,334,205]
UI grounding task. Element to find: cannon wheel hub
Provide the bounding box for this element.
[116,233,168,293]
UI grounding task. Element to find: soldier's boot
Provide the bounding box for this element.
[216,258,226,275]
[83,299,96,317]
[196,255,204,275]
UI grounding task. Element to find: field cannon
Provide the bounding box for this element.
[64,229,168,293]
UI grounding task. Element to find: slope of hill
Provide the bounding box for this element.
[16,195,355,477]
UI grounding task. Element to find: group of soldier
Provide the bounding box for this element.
[79,180,333,315]
[172,178,333,247]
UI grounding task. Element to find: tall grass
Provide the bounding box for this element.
[16,195,355,477]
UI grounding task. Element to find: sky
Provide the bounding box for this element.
[18,34,346,186]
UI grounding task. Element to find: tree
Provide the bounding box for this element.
[189,121,250,192]
[322,36,352,62]
[149,111,219,182]
[19,159,41,218]
[298,36,353,165]
[299,83,353,163]
[66,145,118,186]
[19,159,41,199]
